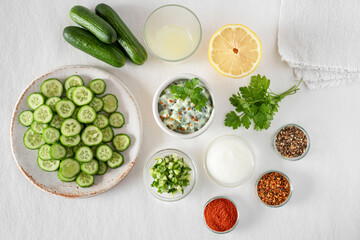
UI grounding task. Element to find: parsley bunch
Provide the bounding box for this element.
[170,78,209,111]
[225,75,301,131]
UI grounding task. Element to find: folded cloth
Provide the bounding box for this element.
[278,0,360,89]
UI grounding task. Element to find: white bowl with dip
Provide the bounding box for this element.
[204,135,255,187]
[152,73,215,139]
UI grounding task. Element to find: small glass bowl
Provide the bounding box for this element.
[143,148,197,202]
[255,170,293,208]
[273,123,310,161]
[203,196,239,234]
[144,4,202,62]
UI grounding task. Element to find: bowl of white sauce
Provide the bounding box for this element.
[204,135,255,187]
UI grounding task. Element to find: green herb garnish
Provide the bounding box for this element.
[170,78,209,111]
[225,75,301,131]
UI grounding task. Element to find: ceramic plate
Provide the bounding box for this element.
[10,65,142,198]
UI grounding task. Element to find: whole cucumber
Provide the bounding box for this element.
[63,26,126,67]
[95,3,147,65]
[70,5,117,44]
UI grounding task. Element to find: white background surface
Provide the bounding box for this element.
[1,0,359,239]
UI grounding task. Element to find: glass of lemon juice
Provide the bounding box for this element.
[144,4,202,62]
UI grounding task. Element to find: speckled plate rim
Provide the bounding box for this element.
[10,65,143,198]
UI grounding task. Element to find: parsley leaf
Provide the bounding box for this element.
[225,75,302,131]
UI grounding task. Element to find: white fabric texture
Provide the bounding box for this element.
[278,0,360,89]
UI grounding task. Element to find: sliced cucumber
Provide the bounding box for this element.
[23,128,45,150]
[102,94,118,113]
[97,161,108,175]
[66,86,77,100]
[109,112,125,128]
[76,172,94,188]
[18,110,33,127]
[73,141,85,153]
[72,86,93,106]
[65,147,75,158]
[37,157,60,172]
[75,146,93,163]
[50,143,66,160]
[60,158,81,178]
[65,75,84,90]
[81,159,99,175]
[42,127,60,144]
[107,152,124,169]
[61,118,81,136]
[112,134,130,152]
[55,99,76,118]
[33,104,53,123]
[96,144,113,161]
[81,125,103,146]
[45,96,61,112]
[72,107,80,119]
[38,144,51,160]
[77,105,96,123]
[93,113,109,129]
[27,93,45,110]
[101,126,114,143]
[89,79,106,95]
[57,170,76,182]
[41,78,64,98]
[60,134,81,147]
[50,115,64,129]
[89,97,104,112]
[31,121,48,134]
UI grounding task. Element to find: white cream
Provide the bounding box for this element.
[205,135,255,186]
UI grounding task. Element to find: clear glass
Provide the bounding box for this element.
[255,170,293,208]
[273,123,311,161]
[144,4,202,62]
[203,196,239,234]
[204,135,256,187]
[143,148,197,202]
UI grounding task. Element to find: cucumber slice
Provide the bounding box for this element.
[89,79,106,95]
[60,158,81,178]
[23,128,45,150]
[42,127,60,144]
[66,86,77,100]
[75,146,93,163]
[38,144,51,160]
[60,134,81,147]
[18,110,34,127]
[112,134,130,152]
[31,121,48,134]
[50,143,66,160]
[57,170,76,182]
[97,161,108,175]
[65,75,84,90]
[37,157,60,172]
[65,147,75,158]
[81,159,99,175]
[76,172,94,188]
[77,105,96,123]
[45,96,61,112]
[101,126,114,143]
[55,99,76,118]
[72,86,93,106]
[81,125,103,146]
[96,144,113,161]
[109,112,125,128]
[93,113,109,129]
[33,104,53,123]
[61,118,81,136]
[107,152,124,169]
[102,94,118,113]
[27,93,45,110]
[73,141,85,153]
[41,78,64,98]
[50,115,64,129]
[72,107,80,118]
[89,97,104,112]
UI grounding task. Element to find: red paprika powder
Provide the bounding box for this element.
[204,198,238,232]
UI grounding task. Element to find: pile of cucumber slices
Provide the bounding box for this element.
[18,75,131,188]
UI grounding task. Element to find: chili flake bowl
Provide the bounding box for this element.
[273,123,310,161]
[143,148,197,202]
[255,170,293,208]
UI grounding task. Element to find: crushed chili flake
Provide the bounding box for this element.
[275,125,308,158]
[257,172,291,206]
[194,118,199,122]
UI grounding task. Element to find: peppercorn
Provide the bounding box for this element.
[275,125,308,158]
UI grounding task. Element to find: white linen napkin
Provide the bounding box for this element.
[278,0,360,89]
